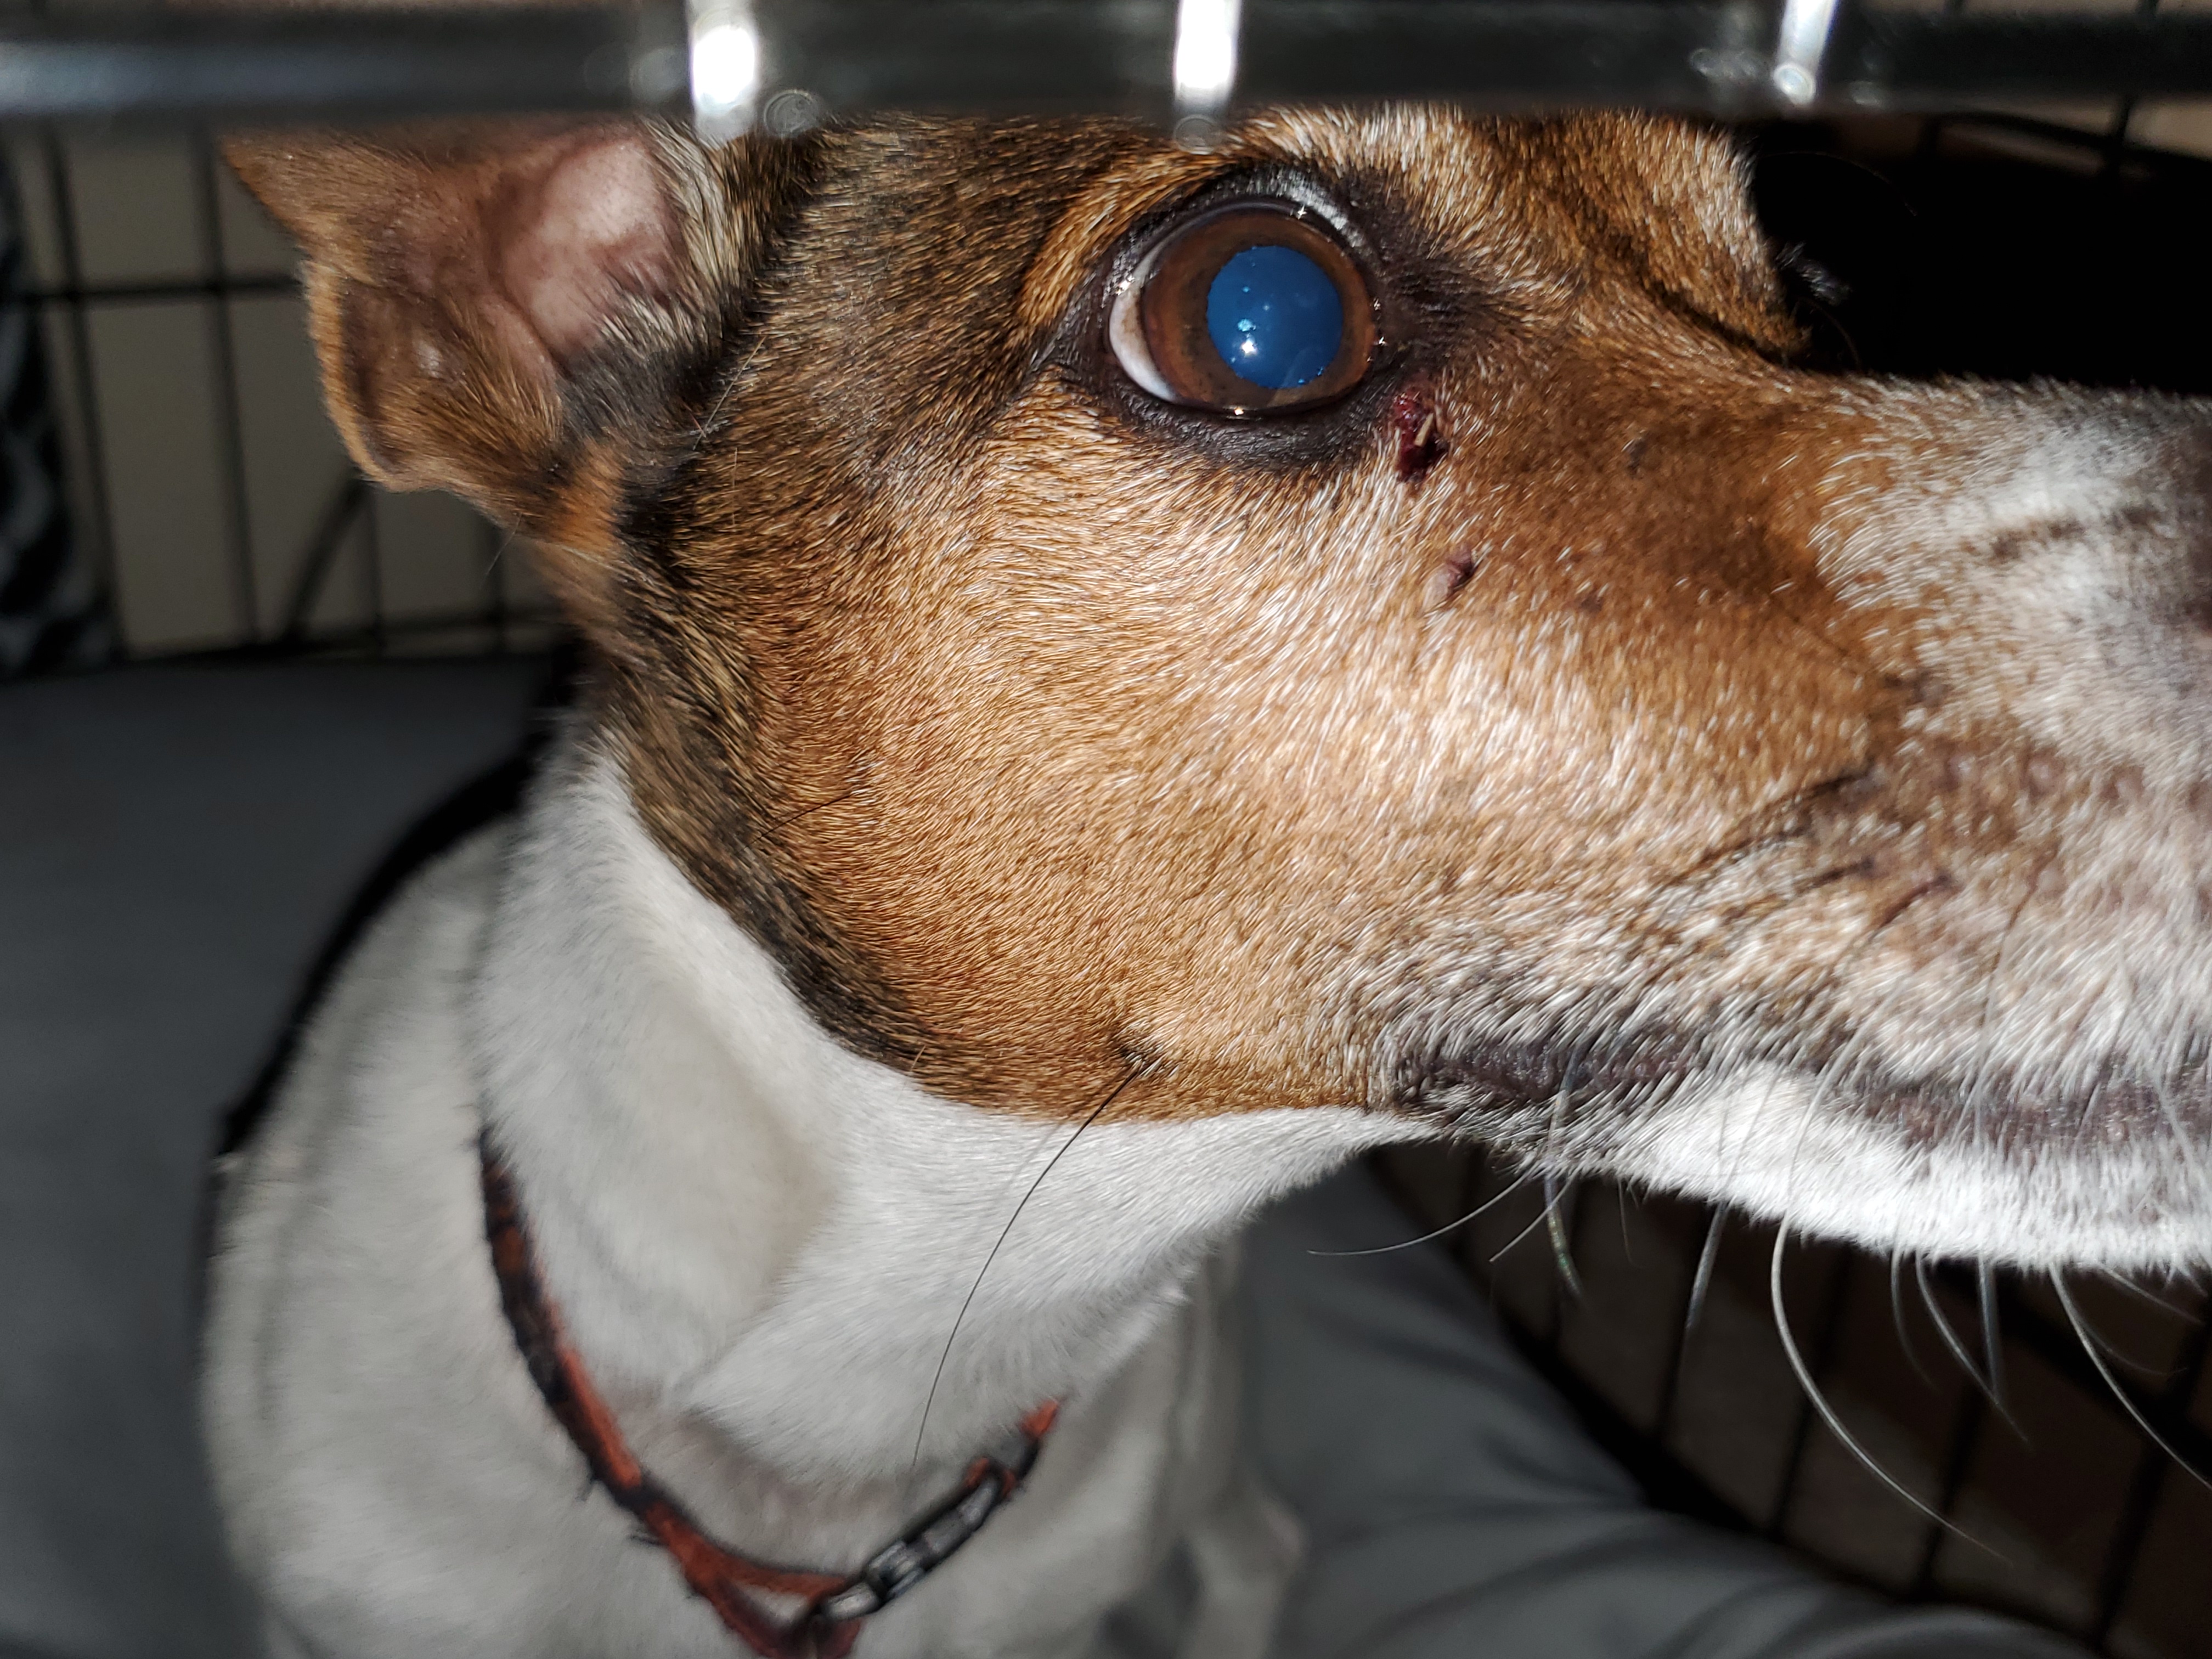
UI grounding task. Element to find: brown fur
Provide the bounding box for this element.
[232,110,2212,1200]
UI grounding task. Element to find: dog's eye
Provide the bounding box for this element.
[1109,204,1378,416]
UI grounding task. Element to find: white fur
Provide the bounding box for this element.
[1616,1068,2212,1271]
[203,741,1406,1658]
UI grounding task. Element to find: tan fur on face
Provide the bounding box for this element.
[605,110,1873,1121]
[241,109,2212,1248]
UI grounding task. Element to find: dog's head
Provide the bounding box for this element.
[235,109,2212,1269]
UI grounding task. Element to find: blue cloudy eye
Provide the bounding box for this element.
[1205,244,1346,392]
[1108,200,1378,415]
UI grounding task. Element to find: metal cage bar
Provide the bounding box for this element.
[6,1,2212,130]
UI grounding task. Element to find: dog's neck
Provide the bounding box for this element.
[469,737,1396,1499]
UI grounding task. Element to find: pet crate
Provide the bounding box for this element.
[3,5,2211,1657]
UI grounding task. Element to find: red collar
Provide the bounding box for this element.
[480,1134,1058,1659]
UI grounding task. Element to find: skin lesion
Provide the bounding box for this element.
[1393,385,1448,481]
[1425,550,1480,610]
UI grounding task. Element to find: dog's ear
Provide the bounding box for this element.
[228,121,798,612]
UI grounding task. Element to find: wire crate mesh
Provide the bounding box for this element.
[1,119,560,676]
[1379,1142,2212,1659]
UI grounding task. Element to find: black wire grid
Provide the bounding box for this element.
[4,121,552,670]
[1381,1139,2212,1658]
[6,52,2212,1659]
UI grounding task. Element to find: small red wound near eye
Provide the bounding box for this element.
[1393,389,1446,482]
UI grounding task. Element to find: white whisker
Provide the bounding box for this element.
[2053,1273,2212,1492]
[1543,1173,1584,1299]
[1308,1161,1538,1259]
[1774,1229,1966,1537]
[1684,1206,1727,1334]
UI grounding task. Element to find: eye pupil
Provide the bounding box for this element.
[1108,201,1379,416]
[1203,243,1345,392]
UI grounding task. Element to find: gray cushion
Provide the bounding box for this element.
[1243,1170,2086,1659]
[0,659,544,1659]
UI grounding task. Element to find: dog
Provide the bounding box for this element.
[202,106,2212,1658]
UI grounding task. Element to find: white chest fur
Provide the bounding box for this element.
[202,740,1403,1658]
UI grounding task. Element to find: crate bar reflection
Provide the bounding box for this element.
[5,1,2212,128]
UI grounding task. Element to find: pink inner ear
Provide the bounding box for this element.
[500,133,676,366]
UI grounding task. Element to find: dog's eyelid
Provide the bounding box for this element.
[1264,181,1367,255]
[1111,163,1374,269]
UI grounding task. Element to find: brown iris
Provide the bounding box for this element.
[1110,203,1379,416]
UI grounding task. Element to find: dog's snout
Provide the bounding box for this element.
[2100,424,2212,640]
[2170,437,2212,635]
[1824,393,2212,653]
